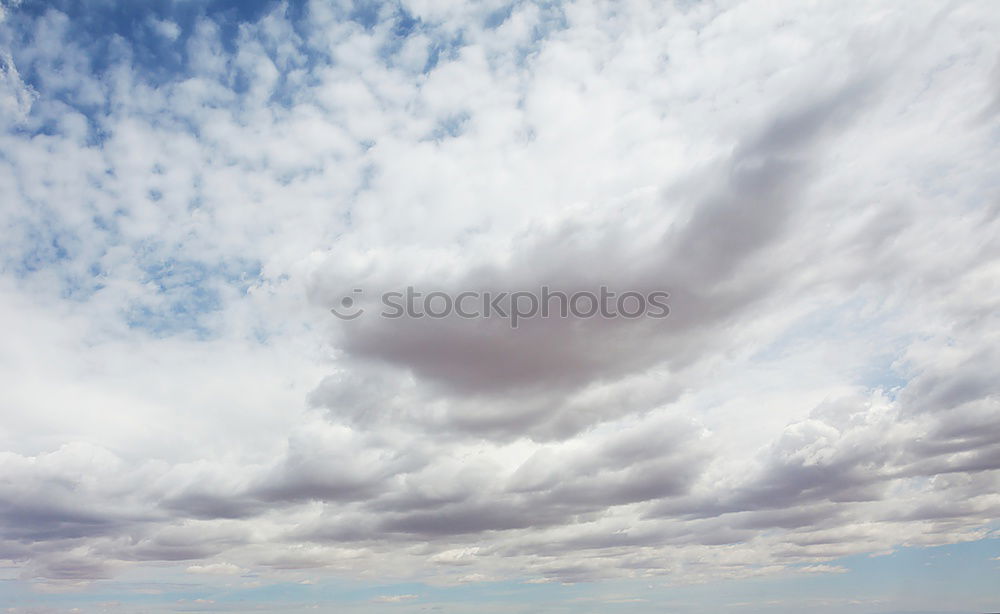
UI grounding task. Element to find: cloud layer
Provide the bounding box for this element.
[0,0,998,608]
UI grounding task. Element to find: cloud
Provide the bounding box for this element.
[0,50,34,124]
[0,1,997,609]
[372,594,418,603]
[306,75,882,442]
[185,562,246,576]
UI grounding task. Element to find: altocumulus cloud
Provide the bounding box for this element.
[0,0,999,611]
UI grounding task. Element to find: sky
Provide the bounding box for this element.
[0,0,999,612]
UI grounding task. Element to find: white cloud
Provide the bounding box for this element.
[185,562,246,576]
[372,594,418,603]
[149,18,180,42]
[0,50,33,123]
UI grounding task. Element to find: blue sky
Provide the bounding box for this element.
[0,0,999,612]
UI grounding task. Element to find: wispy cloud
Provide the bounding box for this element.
[372,594,418,603]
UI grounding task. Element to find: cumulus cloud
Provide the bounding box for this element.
[0,0,997,609]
